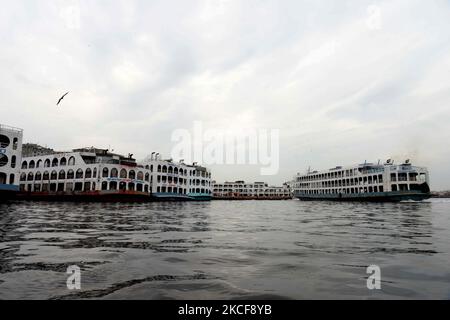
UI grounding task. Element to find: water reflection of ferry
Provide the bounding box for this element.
[293,160,431,202]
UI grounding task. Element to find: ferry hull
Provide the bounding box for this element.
[0,185,19,201]
[16,190,152,203]
[294,191,431,202]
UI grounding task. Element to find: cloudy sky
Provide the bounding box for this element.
[1,0,449,189]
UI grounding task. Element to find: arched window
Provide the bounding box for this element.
[162,166,167,173]
[43,171,50,180]
[44,159,50,168]
[76,169,84,179]
[168,166,173,174]
[36,159,42,168]
[157,165,161,172]
[120,169,127,178]
[20,173,26,181]
[1,154,9,167]
[29,160,35,169]
[174,168,178,175]
[0,135,10,148]
[145,165,149,170]
[60,157,67,166]
[21,161,28,169]
[13,138,18,150]
[138,171,144,181]
[67,169,74,179]
[27,172,34,181]
[110,168,118,178]
[102,167,109,178]
[93,168,97,178]
[9,174,15,184]
[50,170,57,180]
[11,155,16,168]
[68,156,75,166]
[59,170,66,180]
[145,173,150,182]
[35,172,42,181]
[101,181,108,190]
[150,165,153,172]
[129,170,136,179]
[52,158,58,167]
[85,168,92,178]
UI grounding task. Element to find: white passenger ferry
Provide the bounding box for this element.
[0,124,23,200]
[18,148,212,202]
[212,181,292,200]
[293,160,430,201]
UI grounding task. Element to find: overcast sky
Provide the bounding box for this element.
[1,0,449,190]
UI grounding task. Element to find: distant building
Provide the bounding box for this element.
[22,143,55,158]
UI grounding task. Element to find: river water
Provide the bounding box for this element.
[0,199,449,299]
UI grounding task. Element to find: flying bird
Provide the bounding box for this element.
[56,92,69,106]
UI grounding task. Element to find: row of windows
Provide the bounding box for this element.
[153,165,211,178]
[300,186,385,195]
[155,186,211,194]
[297,175,384,189]
[20,181,150,193]
[22,157,76,169]
[0,173,15,185]
[20,168,151,182]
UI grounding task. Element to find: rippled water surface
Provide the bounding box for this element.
[0,199,449,299]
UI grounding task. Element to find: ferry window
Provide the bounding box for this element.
[27,172,34,181]
[52,158,58,167]
[36,160,42,168]
[68,157,75,166]
[102,181,108,190]
[392,185,398,191]
[76,169,84,179]
[162,166,167,173]
[110,168,118,178]
[9,174,14,184]
[102,167,109,178]
[150,165,153,172]
[157,186,160,192]
[29,160,35,169]
[119,182,126,190]
[11,155,16,168]
[168,167,173,174]
[35,172,42,180]
[44,159,50,167]
[129,170,136,179]
[120,169,127,178]
[157,165,161,172]
[21,160,27,169]
[13,137,18,150]
[51,171,57,180]
[60,157,67,166]
[0,173,7,184]
[85,168,92,178]
[67,170,74,179]
[379,186,384,192]
[93,168,97,178]
[110,181,117,190]
[84,182,91,191]
[0,135,10,148]
[59,170,66,180]
[137,171,143,180]
[145,173,149,182]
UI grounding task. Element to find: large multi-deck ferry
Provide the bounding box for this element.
[212,181,292,200]
[17,147,212,202]
[293,160,430,201]
[0,124,23,200]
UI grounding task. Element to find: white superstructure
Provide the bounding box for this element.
[0,124,23,195]
[212,180,291,199]
[293,160,430,201]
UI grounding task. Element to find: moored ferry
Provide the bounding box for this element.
[0,124,23,200]
[293,160,431,202]
[17,146,212,202]
[212,181,292,200]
